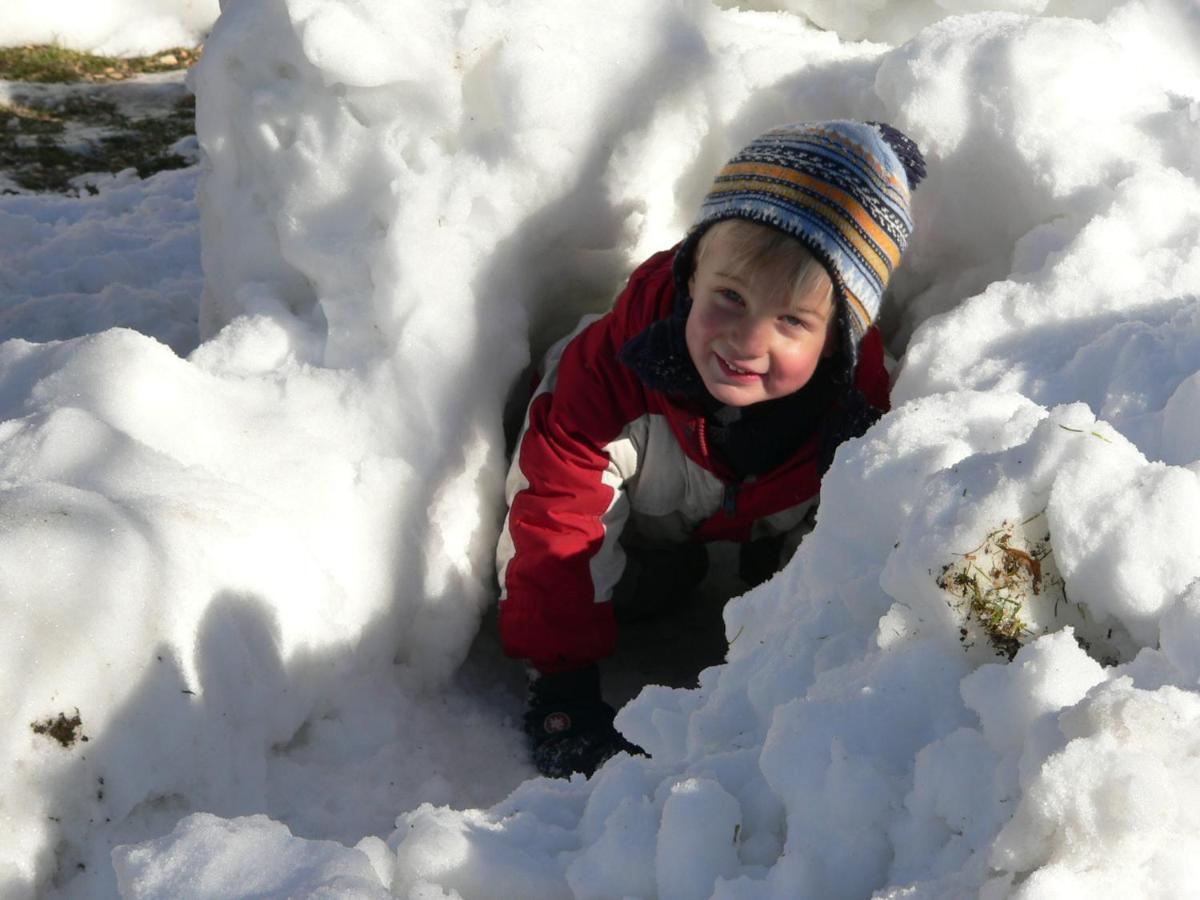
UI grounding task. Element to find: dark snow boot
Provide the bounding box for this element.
[524,665,644,778]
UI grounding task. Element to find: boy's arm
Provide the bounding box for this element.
[496,364,633,673]
[497,253,673,675]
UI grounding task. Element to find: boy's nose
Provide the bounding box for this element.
[732,318,770,357]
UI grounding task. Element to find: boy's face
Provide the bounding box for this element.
[686,228,838,407]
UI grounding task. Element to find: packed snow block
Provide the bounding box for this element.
[391,803,574,899]
[958,630,1105,757]
[1158,580,1200,684]
[886,726,1004,886]
[567,797,658,899]
[655,778,742,900]
[756,641,974,898]
[112,813,391,898]
[986,679,1200,896]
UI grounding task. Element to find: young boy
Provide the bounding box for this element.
[497,120,925,778]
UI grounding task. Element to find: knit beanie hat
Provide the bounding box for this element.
[672,120,926,381]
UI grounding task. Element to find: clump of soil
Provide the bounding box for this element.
[31,709,89,748]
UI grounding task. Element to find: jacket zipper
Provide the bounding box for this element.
[722,481,739,517]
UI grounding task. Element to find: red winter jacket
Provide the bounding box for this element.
[497,246,889,673]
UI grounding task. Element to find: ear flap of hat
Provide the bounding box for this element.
[670,227,706,308]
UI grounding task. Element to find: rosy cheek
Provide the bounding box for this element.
[690,307,718,335]
[704,305,736,329]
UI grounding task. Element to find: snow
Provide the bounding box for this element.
[111,814,393,898]
[0,0,1198,898]
[0,161,201,354]
[1,0,217,57]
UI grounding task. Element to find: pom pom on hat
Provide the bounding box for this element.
[870,120,926,189]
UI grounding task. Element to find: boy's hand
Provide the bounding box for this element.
[524,664,644,778]
[738,532,786,587]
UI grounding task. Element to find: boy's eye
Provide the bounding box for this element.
[781,314,812,329]
[717,289,744,306]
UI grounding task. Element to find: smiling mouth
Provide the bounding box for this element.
[716,354,763,380]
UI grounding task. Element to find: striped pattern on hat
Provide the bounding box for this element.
[691,120,921,346]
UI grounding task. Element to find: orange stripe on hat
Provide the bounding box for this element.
[712,163,903,276]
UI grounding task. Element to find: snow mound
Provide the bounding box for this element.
[118,397,1200,897]
[377,399,1200,899]
[0,312,518,893]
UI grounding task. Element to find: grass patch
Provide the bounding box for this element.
[936,510,1131,667]
[0,93,195,193]
[0,46,202,193]
[0,44,200,83]
[937,513,1061,661]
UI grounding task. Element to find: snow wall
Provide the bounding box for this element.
[2,0,1199,896]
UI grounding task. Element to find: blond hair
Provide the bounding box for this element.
[694,219,835,309]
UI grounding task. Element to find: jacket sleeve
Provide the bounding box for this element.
[497,257,672,674]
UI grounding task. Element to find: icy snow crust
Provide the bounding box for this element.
[0,0,1198,897]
